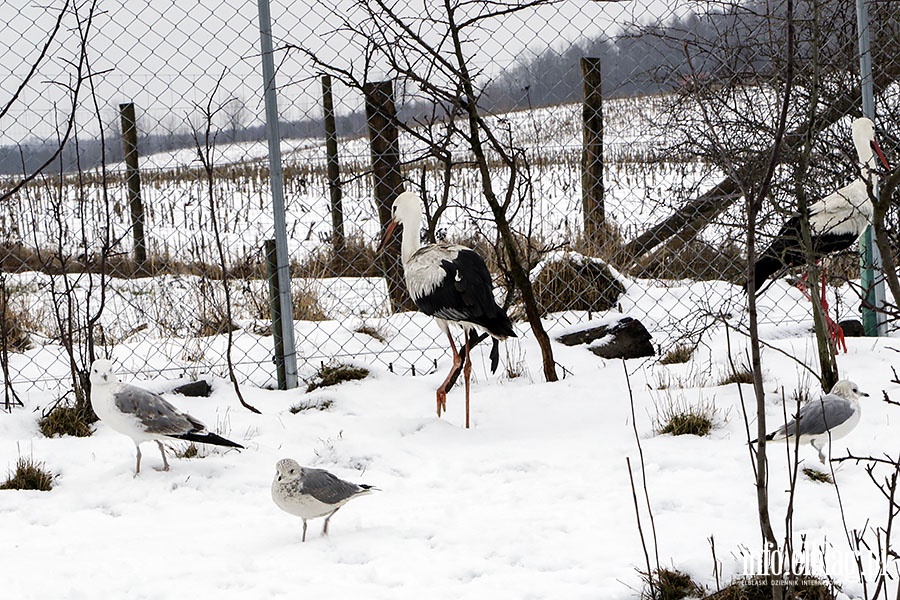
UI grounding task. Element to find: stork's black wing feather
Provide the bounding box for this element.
[415,249,515,339]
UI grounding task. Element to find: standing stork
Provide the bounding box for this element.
[750,117,891,347]
[378,191,516,428]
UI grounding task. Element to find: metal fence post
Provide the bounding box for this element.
[856,0,886,336]
[257,0,299,388]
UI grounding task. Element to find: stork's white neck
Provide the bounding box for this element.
[853,123,881,188]
[400,214,422,265]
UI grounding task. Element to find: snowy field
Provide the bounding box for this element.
[3,281,900,599]
[0,96,722,268]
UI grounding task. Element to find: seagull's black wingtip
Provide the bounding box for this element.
[173,431,244,449]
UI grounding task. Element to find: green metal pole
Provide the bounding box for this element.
[856,0,885,336]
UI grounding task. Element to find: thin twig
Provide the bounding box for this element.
[626,456,655,599]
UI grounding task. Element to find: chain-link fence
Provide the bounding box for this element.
[1,0,898,399]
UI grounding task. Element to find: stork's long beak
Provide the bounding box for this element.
[872,138,891,170]
[377,219,399,253]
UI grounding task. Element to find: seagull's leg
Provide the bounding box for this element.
[463,330,472,429]
[156,440,170,471]
[323,507,341,536]
[302,519,308,542]
[134,444,142,476]
[435,324,461,417]
[812,440,825,464]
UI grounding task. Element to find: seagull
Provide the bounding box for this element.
[751,379,868,463]
[271,458,376,542]
[377,191,516,428]
[89,359,244,475]
[752,117,890,293]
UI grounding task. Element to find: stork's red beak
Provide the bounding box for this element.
[872,138,891,170]
[377,219,399,253]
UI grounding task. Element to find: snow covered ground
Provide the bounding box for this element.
[3,290,900,599]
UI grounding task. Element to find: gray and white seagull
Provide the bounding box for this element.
[89,359,244,475]
[271,458,377,542]
[752,379,868,463]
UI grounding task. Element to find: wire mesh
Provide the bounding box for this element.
[1,0,898,398]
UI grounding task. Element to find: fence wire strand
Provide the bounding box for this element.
[1,0,898,396]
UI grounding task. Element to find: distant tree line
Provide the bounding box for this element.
[0,0,861,175]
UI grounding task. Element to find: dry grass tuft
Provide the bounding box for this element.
[290,398,335,413]
[196,308,239,337]
[573,220,628,267]
[718,363,754,386]
[0,296,32,353]
[38,397,95,438]
[802,467,833,484]
[660,344,694,365]
[305,363,369,393]
[355,324,386,343]
[0,456,55,491]
[640,567,704,600]
[293,285,328,321]
[174,442,200,459]
[532,253,625,314]
[706,576,835,599]
[654,394,718,437]
[293,236,381,279]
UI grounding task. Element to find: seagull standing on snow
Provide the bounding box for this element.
[751,117,891,293]
[89,359,244,475]
[751,379,868,463]
[271,458,376,542]
[377,191,517,428]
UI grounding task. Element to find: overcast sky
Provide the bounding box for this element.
[0,0,680,145]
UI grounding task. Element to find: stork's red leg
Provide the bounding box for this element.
[435,330,462,417]
[795,267,846,353]
[817,268,846,353]
[463,332,472,429]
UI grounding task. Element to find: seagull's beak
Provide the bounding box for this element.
[377,219,399,253]
[872,138,891,170]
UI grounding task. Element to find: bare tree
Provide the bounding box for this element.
[192,81,261,415]
[290,0,560,382]
[220,95,247,143]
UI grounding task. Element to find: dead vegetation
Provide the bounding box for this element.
[293,235,381,279]
[1,456,55,491]
[532,253,625,314]
[660,344,695,365]
[305,362,369,393]
[0,296,32,353]
[640,567,704,600]
[293,285,328,321]
[654,394,719,437]
[38,396,96,438]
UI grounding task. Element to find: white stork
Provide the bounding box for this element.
[378,191,516,428]
[752,117,890,292]
[750,117,891,348]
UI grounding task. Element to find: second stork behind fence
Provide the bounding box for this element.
[749,117,891,349]
[378,191,516,428]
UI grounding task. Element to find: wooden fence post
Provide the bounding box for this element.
[119,102,147,270]
[364,80,414,312]
[581,57,604,250]
[265,239,287,390]
[322,75,345,257]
